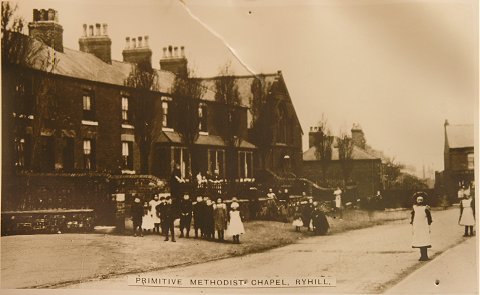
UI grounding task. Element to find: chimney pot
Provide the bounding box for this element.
[40,9,47,21]
[89,25,94,37]
[125,37,130,49]
[95,23,101,36]
[138,36,143,48]
[82,24,87,37]
[180,46,185,57]
[47,9,55,21]
[132,38,137,48]
[174,46,178,57]
[102,24,108,36]
[162,47,167,57]
[144,36,149,48]
[168,45,173,57]
[33,9,39,21]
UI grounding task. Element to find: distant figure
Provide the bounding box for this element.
[192,196,205,238]
[411,193,432,261]
[179,194,193,238]
[142,201,154,233]
[163,196,176,242]
[312,202,329,235]
[149,195,161,234]
[227,201,245,244]
[131,198,144,237]
[459,194,475,237]
[302,197,314,231]
[204,198,215,240]
[334,187,343,219]
[170,163,183,202]
[292,205,303,232]
[266,188,276,200]
[155,196,167,236]
[214,198,228,241]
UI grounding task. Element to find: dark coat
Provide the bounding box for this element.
[193,201,205,227]
[312,209,329,235]
[180,199,193,217]
[162,203,176,223]
[204,204,215,233]
[302,204,314,225]
[155,202,167,221]
[131,202,144,223]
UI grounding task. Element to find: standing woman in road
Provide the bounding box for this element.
[459,192,475,237]
[410,192,433,261]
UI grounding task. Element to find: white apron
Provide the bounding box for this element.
[459,198,475,226]
[226,210,245,236]
[149,200,161,224]
[412,205,431,248]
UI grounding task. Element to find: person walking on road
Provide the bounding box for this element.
[459,194,475,237]
[131,198,144,237]
[410,192,432,261]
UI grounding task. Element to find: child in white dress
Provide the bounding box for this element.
[459,194,475,237]
[227,201,244,244]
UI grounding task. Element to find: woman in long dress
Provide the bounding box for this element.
[227,201,245,243]
[459,194,475,236]
[411,193,432,261]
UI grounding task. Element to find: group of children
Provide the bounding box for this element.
[410,189,475,261]
[291,198,330,235]
[130,194,245,244]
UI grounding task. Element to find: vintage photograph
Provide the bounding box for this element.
[1,0,478,294]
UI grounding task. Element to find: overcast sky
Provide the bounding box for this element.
[15,0,478,177]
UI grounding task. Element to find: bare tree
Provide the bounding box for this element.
[214,62,241,181]
[171,68,206,177]
[338,131,354,186]
[312,115,333,184]
[383,158,404,190]
[124,62,159,174]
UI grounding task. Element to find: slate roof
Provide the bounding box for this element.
[157,131,256,149]
[446,124,474,149]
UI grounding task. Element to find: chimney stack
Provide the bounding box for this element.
[79,22,112,63]
[160,44,188,77]
[351,123,366,150]
[28,8,64,52]
[122,35,153,68]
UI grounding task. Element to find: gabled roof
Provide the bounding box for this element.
[303,144,379,161]
[445,124,474,149]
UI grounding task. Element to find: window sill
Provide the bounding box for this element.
[82,120,99,126]
[122,124,135,129]
[162,127,174,132]
[122,170,136,175]
[199,131,209,136]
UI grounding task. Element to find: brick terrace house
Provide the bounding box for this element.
[437,120,474,201]
[2,9,303,205]
[302,125,383,199]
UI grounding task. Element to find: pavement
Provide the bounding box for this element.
[63,208,477,294]
[385,236,478,294]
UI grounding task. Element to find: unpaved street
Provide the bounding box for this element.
[66,208,475,293]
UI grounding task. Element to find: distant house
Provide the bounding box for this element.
[438,120,474,201]
[302,125,383,199]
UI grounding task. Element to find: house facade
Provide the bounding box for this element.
[302,125,383,199]
[439,120,475,201]
[2,9,303,201]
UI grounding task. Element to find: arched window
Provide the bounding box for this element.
[277,104,287,143]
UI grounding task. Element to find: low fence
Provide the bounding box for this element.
[1,209,95,236]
